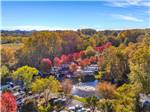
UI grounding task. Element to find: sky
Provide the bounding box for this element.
[1,0,150,30]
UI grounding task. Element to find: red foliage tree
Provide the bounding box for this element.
[61,55,69,64]
[95,45,105,53]
[73,52,81,60]
[1,92,17,112]
[41,58,52,67]
[79,51,85,58]
[52,42,112,68]
[40,58,52,72]
[105,42,112,47]
[54,57,62,67]
[95,42,112,53]
[68,54,74,62]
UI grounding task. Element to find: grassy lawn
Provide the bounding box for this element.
[72,96,87,103]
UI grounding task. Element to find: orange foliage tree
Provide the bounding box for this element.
[69,63,78,72]
[96,82,116,99]
[61,79,73,95]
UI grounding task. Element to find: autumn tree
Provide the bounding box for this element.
[113,84,139,112]
[31,76,60,106]
[13,65,38,89]
[53,57,62,67]
[61,79,73,95]
[98,56,105,71]
[90,56,97,64]
[102,46,130,85]
[78,29,96,36]
[21,31,62,68]
[117,30,130,43]
[129,38,150,94]
[60,31,82,54]
[85,46,96,58]
[106,36,120,47]
[89,37,96,48]
[92,33,106,46]
[0,66,10,85]
[95,42,112,53]
[67,54,74,62]
[85,96,99,112]
[79,58,91,69]
[69,63,78,72]
[61,54,69,64]
[72,52,81,60]
[96,82,116,99]
[1,46,18,69]
[117,30,144,44]
[1,92,17,112]
[97,99,114,112]
[40,58,52,73]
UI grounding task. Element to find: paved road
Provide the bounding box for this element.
[67,99,83,107]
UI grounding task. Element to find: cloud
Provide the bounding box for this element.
[141,1,150,7]
[1,25,78,31]
[113,14,143,22]
[105,0,150,7]
[1,25,51,31]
